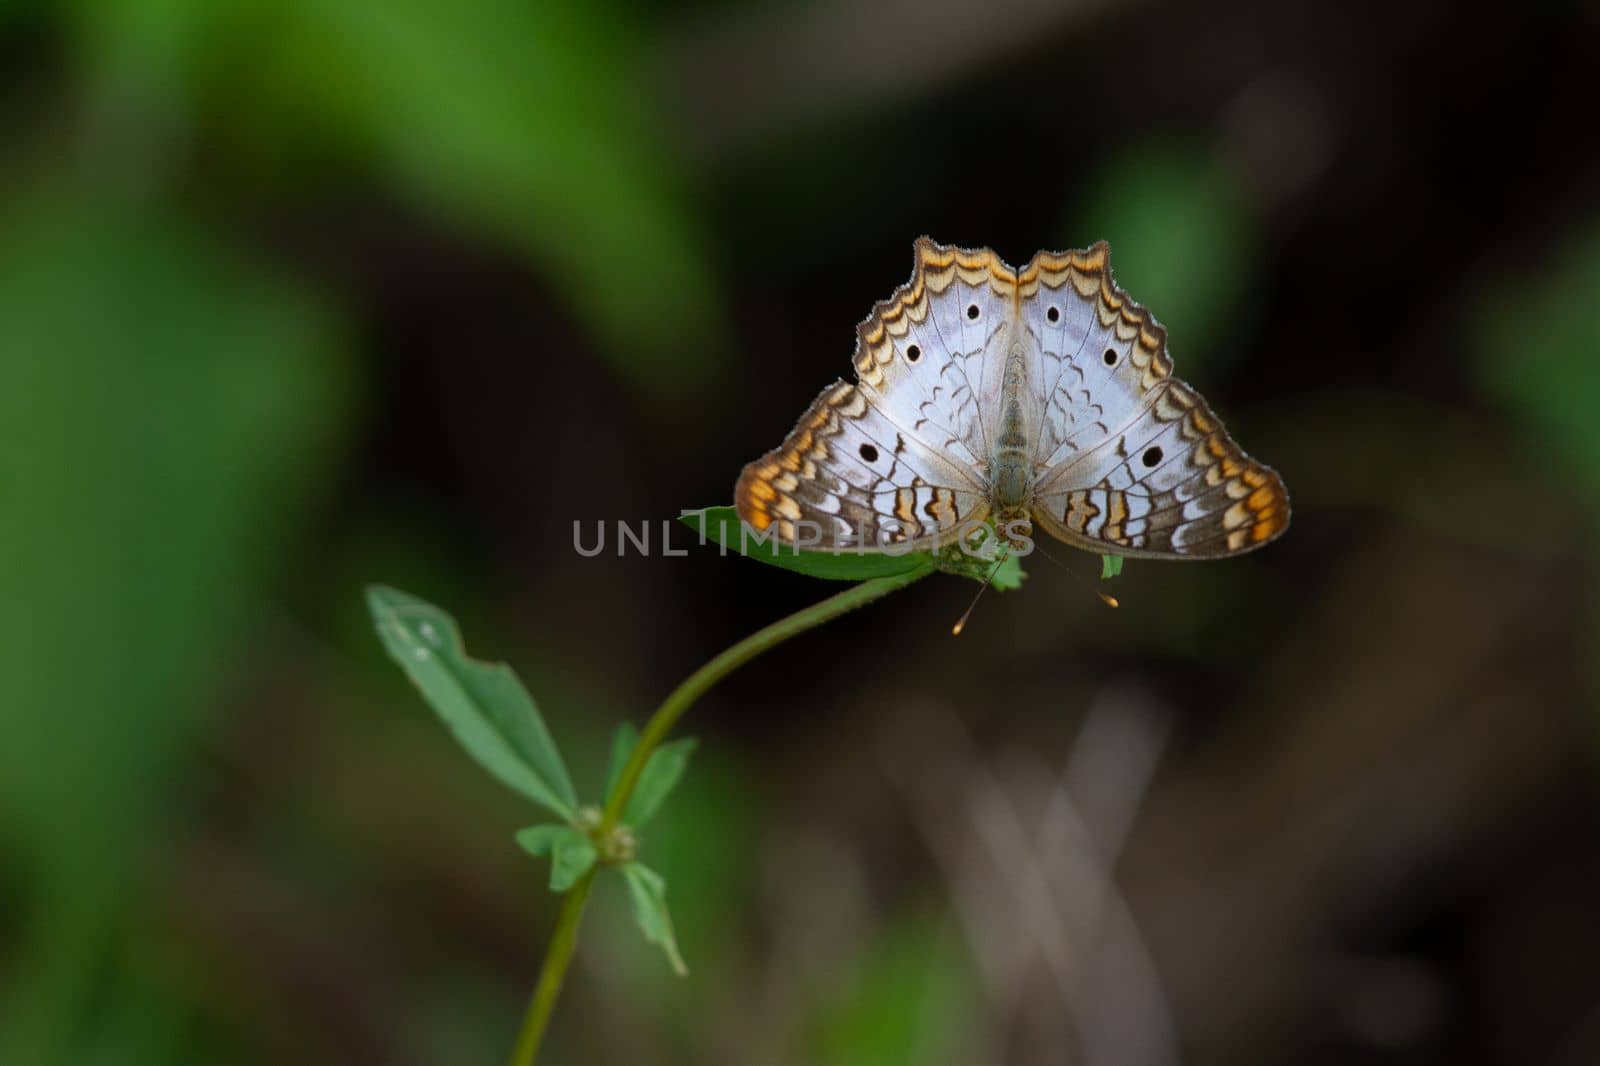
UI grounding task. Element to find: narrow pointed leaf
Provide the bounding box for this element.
[604,722,640,802]
[549,830,597,892]
[625,738,696,827]
[367,585,577,818]
[622,862,687,976]
[679,507,931,581]
[514,824,568,858]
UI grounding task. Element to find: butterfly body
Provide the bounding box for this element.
[989,335,1036,527]
[736,238,1288,559]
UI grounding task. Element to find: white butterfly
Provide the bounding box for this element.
[736,238,1288,559]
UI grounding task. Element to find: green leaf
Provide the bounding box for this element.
[625,738,696,827]
[366,585,577,819]
[513,824,569,858]
[604,722,639,802]
[549,830,597,892]
[932,535,1026,590]
[679,507,933,581]
[603,724,695,826]
[517,824,598,892]
[989,551,1026,591]
[622,863,687,976]
[1100,554,1124,580]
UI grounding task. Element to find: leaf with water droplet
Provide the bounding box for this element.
[367,585,577,819]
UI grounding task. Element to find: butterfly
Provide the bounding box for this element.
[734,238,1289,559]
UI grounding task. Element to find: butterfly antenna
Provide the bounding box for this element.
[952,553,1010,636]
[1029,540,1120,609]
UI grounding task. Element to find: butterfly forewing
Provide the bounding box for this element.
[852,239,1012,472]
[738,241,1030,551]
[1019,244,1168,471]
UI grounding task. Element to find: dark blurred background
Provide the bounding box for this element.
[4,1,1600,1064]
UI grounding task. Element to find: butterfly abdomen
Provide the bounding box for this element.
[991,340,1034,513]
[991,445,1031,512]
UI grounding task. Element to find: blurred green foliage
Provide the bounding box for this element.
[805,910,978,1066]
[0,193,346,1061]
[1072,142,1255,369]
[1477,224,1600,511]
[1476,221,1600,711]
[57,0,724,393]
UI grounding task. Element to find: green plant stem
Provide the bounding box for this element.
[508,560,935,1066]
[508,867,595,1066]
[599,560,935,831]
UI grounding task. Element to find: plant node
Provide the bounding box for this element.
[595,824,636,865]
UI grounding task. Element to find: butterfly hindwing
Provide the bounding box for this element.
[1030,378,1287,557]
[735,379,988,550]
[1023,244,1288,558]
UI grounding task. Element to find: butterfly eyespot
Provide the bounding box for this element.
[966,304,979,320]
[905,344,921,363]
[1103,347,1118,366]
[1142,445,1164,468]
[1046,306,1060,323]
[859,443,879,463]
